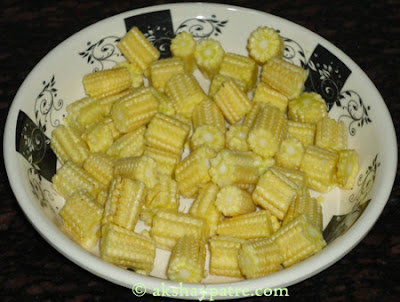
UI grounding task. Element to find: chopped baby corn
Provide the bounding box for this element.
[144,146,180,177]
[209,74,247,97]
[271,166,307,193]
[149,57,185,92]
[63,97,96,132]
[247,26,284,65]
[72,100,104,132]
[106,126,145,158]
[114,61,144,89]
[336,149,359,189]
[252,81,288,112]
[226,124,250,152]
[215,185,256,217]
[192,98,226,133]
[288,92,327,124]
[145,174,179,210]
[287,120,316,146]
[83,152,114,189]
[167,235,206,283]
[170,31,196,73]
[194,39,225,79]
[83,120,114,153]
[60,190,103,249]
[149,87,176,116]
[275,137,305,170]
[270,215,281,233]
[315,117,347,151]
[190,125,225,152]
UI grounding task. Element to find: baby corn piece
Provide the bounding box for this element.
[261,57,307,99]
[219,53,258,91]
[144,146,180,177]
[190,125,225,152]
[252,81,288,113]
[209,149,261,188]
[65,98,103,132]
[226,124,250,152]
[150,209,209,250]
[189,183,221,236]
[51,125,90,166]
[102,177,146,230]
[270,214,326,267]
[83,152,114,189]
[247,26,284,65]
[238,238,282,279]
[215,186,256,217]
[167,235,206,283]
[209,74,247,97]
[149,57,185,92]
[247,105,288,158]
[145,112,190,156]
[52,161,101,199]
[111,87,158,133]
[106,126,145,158]
[114,61,144,89]
[83,120,114,153]
[192,98,226,133]
[113,155,158,189]
[175,146,216,198]
[287,120,316,146]
[165,72,206,118]
[60,191,103,249]
[300,145,339,193]
[271,166,307,193]
[209,236,245,278]
[252,168,298,220]
[315,117,347,151]
[83,67,132,99]
[288,92,328,124]
[194,39,225,79]
[243,101,267,129]
[170,31,196,73]
[213,80,251,124]
[275,138,305,170]
[100,222,155,272]
[117,26,160,73]
[149,87,176,116]
[216,210,273,239]
[146,174,179,210]
[270,215,281,233]
[98,87,136,117]
[336,149,359,189]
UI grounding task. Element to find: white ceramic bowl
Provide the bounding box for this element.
[4,2,397,300]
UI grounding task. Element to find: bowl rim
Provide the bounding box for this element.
[3,2,398,299]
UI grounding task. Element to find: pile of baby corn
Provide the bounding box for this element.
[51,26,359,282]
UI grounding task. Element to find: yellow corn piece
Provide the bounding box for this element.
[215,185,256,217]
[216,210,273,239]
[288,92,328,124]
[170,31,197,74]
[247,26,284,65]
[252,168,298,220]
[146,174,179,210]
[117,26,160,73]
[209,149,261,188]
[83,67,132,99]
[83,120,114,153]
[192,98,226,133]
[144,146,180,177]
[194,39,225,79]
[100,222,155,272]
[167,235,206,283]
[209,236,245,278]
[149,57,185,92]
[114,61,144,88]
[213,80,251,124]
[113,155,158,189]
[149,87,176,116]
[270,214,326,267]
[64,97,99,133]
[150,209,209,250]
[102,177,146,230]
[208,74,247,97]
[287,120,316,146]
[60,191,103,249]
[98,87,136,117]
[315,117,347,151]
[111,87,158,133]
[242,102,267,129]
[106,126,145,158]
[261,57,307,99]
[252,82,288,113]
[270,215,281,233]
[52,161,101,199]
[247,105,288,158]
[175,146,216,198]
[271,166,307,194]
[336,149,359,189]
[96,189,108,206]
[300,145,339,193]
[145,112,190,156]
[190,125,225,152]
[83,152,114,189]
[165,72,206,118]
[226,124,250,152]
[219,53,258,91]
[51,125,89,166]
[238,238,282,279]
[189,183,221,236]
[275,138,305,170]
